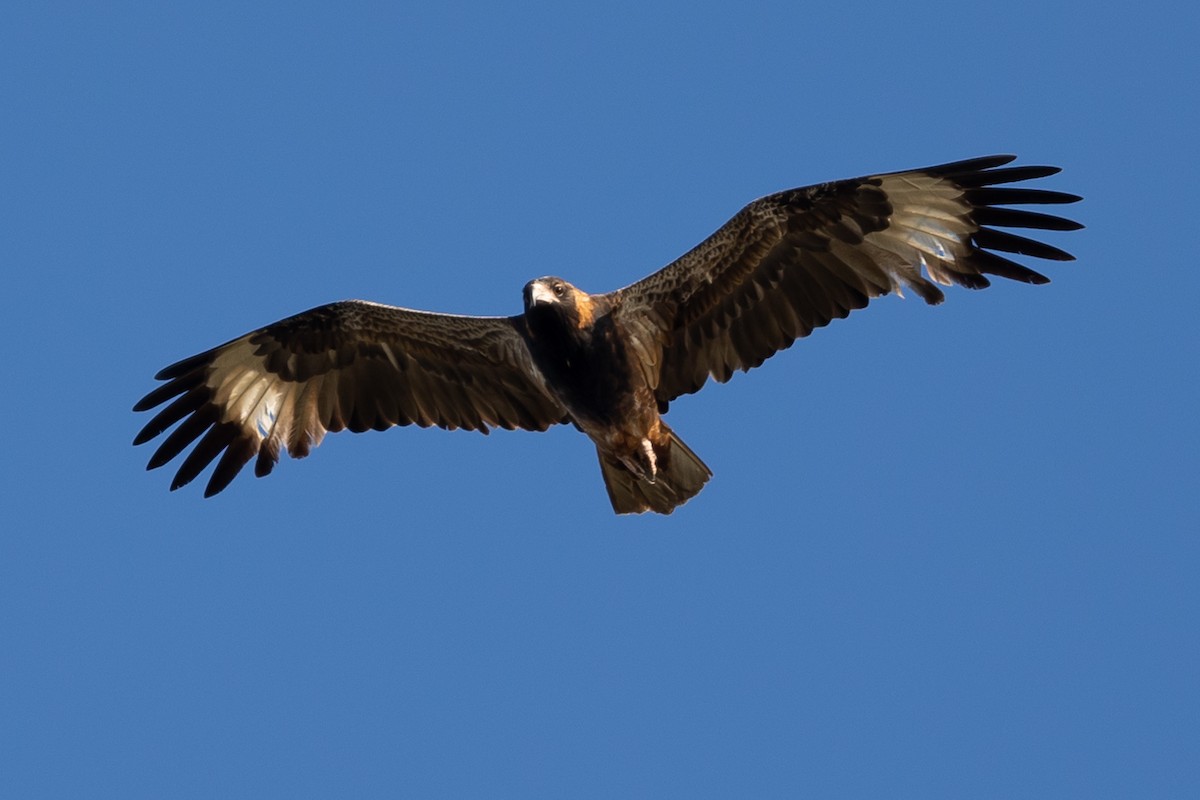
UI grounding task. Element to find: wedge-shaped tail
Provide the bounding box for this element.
[598,425,712,514]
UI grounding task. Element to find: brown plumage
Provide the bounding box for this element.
[134,155,1081,513]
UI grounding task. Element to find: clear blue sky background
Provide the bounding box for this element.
[3,1,1197,797]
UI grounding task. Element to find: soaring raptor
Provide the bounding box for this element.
[134,155,1081,514]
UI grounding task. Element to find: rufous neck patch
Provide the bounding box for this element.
[573,291,596,330]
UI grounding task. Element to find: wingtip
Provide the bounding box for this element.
[132,425,157,447]
[921,154,1017,176]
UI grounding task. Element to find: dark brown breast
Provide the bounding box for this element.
[523,302,642,428]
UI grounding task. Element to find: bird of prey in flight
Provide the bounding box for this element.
[134,155,1081,514]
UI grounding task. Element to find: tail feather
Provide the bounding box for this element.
[598,426,712,515]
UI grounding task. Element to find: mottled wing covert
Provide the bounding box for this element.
[610,155,1082,404]
[133,301,566,496]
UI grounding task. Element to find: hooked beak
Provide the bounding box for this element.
[528,282,556,307]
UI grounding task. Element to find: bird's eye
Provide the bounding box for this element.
[553,283,565,296]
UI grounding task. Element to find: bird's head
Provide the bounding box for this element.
[523,276,597,330]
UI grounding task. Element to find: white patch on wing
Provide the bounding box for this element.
[251,385,285,439]
[255,405,277,438]
[864,172,977,290]
[205,338,289,448]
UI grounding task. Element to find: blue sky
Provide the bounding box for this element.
[3,1,1197,797]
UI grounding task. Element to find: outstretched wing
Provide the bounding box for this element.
[610,155,1082,405]
[133,301,566,496]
